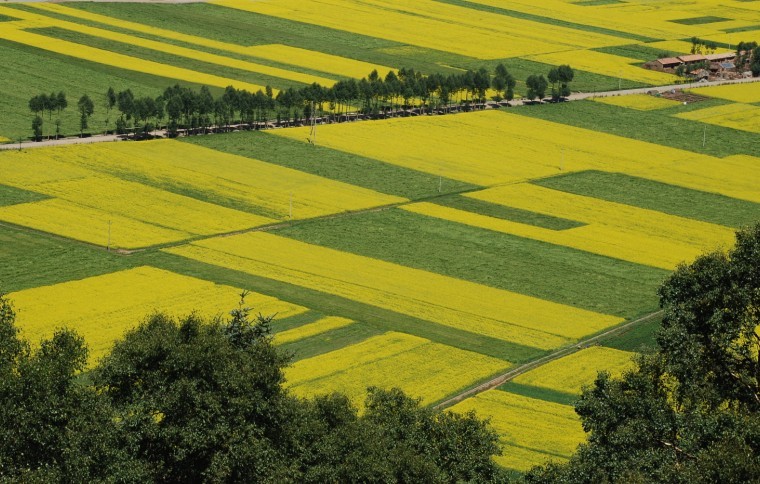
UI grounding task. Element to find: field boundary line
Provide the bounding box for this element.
[434,309,663,409]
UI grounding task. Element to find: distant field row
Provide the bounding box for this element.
[3,0,756,140]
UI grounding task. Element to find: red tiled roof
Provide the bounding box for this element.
[678,54,707,62]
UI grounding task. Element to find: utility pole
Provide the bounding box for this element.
[703,125,707,148]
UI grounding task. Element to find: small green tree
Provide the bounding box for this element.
[31,115,43,141]
[77,94,94,137]
[525,74,548,101]
[105,87,116,133]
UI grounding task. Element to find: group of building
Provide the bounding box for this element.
[646,52,749,80]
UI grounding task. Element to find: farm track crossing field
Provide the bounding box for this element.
[510,346,635,396]
[286,331,512,407]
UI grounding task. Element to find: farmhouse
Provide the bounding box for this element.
[678,54,708,66]
[653,57,682,70]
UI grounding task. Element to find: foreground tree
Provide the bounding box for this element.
[0,296,147,481]
[524,223,760,483]
[0,293,505,482]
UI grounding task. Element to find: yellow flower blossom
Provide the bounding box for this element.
[513,346,636,395]
[165,232,624,349]
[275,316,354,345]
[451,390,585,471]
[286,331,511,406]
[9,266,307,363]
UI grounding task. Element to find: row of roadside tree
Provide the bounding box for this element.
[27,64,573,140]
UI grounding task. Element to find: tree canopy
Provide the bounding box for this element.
[0,293,506,482]
[524,223,760,483]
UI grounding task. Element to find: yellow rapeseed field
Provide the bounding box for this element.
[593,94,681,111]
[214,0,627,60]
[0,144,273,248]
[401,202,691,270]
[462,183,735,269]
[271,110,697,186]
[286,331,511,406]
[527,49,678,85]
[274,316,354,345]
[0,6,333,87]
[24,3,391,81]
[688,83,760,103]
[644,40,701,55]
[675,103,760,134]
[0,199,189,248]
[244,44,394,80]
[466,0,756,40]
[9,266,307,363]
[513,346,635,395]
[632,154,760,204]
[0,26,269,93]
[451,390,585,471]
[164,232,624,349]
[79,140,404,220]
[274,109,758,207]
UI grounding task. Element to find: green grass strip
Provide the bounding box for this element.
[273,208,665,318]
[600,317,661,353]
[432,0,658,42]
[183,131,478,200]
[272,310,326,333]
[595,43,681,60]
[670,16,729,25]
[143,251,541,363]
[435,194,585,230]
[0,185,49,207]
[535,171,760,229]
[0,224,137,293]
[496,382,579,406]
[281,323,383,362]
[723,24,760,34]
[574,0,622,6]
[511,100,760,158]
